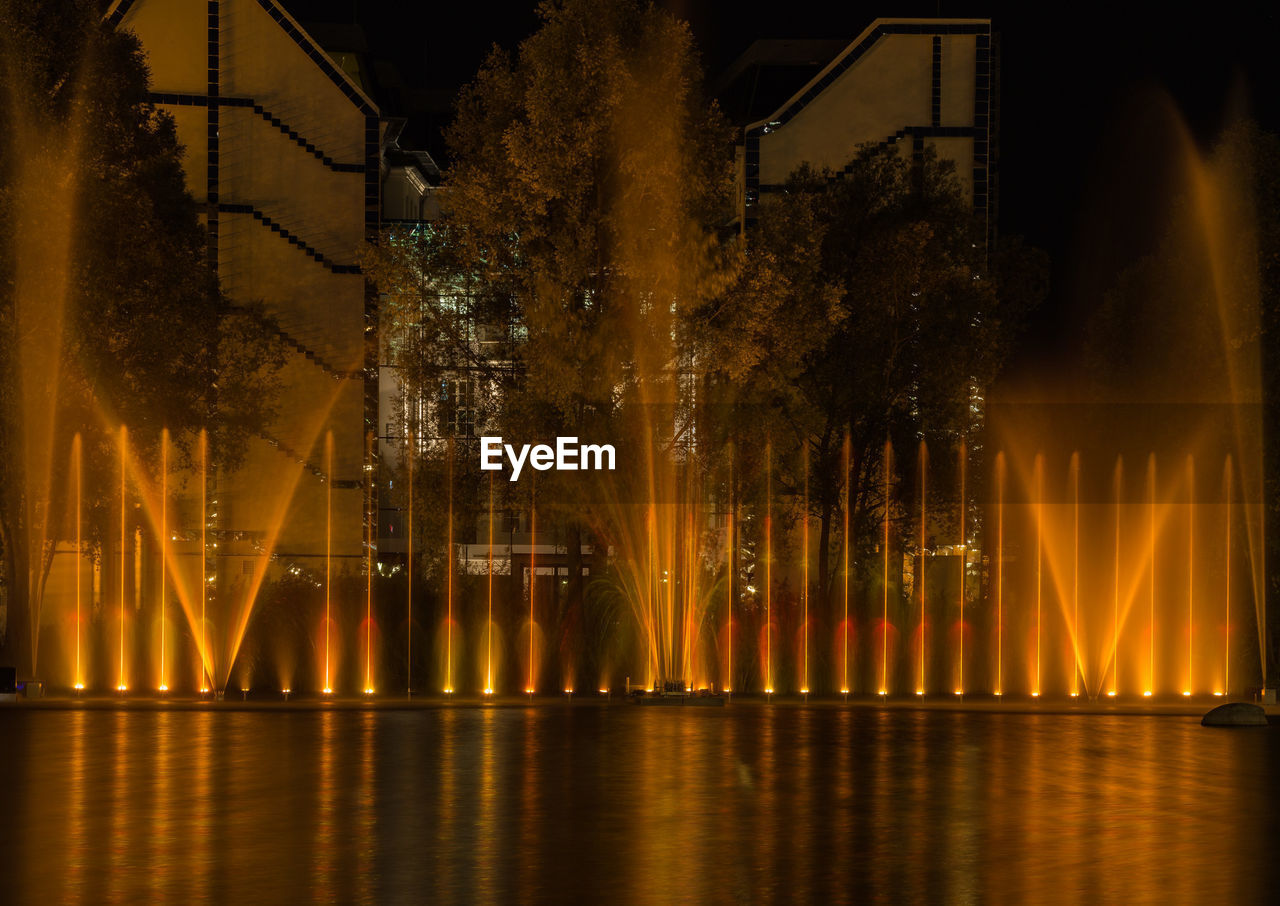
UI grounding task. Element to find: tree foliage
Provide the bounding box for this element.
[369,0,733,650]
[700,147,1046,594]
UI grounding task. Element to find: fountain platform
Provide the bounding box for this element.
[631,684,726,706]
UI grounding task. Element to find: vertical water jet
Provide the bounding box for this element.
[957,442,965,696]
[1111,456,1123,697]
[801,443,809,695]
[445,438,454,695]
[727,451,735,694]
[1147,453,1156,696]
[364,431,374,695]
[117,426,127,692]
[842,432,850,696]
[407,432,413,697]
[1187,454,1194,696]
[200,430,209,692]
[485,471,494,695]
[995,451,1004,697]
[1071,452,1080,698]
[1033,453,1042,697]
[324,430,333,695]
[528,477,536,696]
[918,441,927,697]
[73,434,83,690]
[159,429,168,692]
[1225,455,1232,695]
[765,440,773,695]
[881,440,891,696]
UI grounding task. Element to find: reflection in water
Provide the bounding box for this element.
[314,708,335,900]
[0,706,1277,902]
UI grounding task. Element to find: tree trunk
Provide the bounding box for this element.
[0,514,33,675]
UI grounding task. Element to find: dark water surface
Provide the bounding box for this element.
[1,704,1277,903]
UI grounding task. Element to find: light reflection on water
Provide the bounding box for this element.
[1,706,1276,902]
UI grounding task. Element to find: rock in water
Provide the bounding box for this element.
[1201,702,1269,727]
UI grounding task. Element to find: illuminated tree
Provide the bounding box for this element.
[701,146,1045,598]
[369,0,732,683]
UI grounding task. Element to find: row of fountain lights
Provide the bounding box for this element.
[78,682,1225,700]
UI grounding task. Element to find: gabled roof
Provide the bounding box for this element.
[744,17,990,140]
[104,0,378,116]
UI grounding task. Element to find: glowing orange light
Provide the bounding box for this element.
[525,687,535,695]
[878,689,887,696]
[484,688,494,695]
[1069,692,1079,697]
[599,688,609,694]
[765,687,774,695]
[444,687,454,695]
[841,688,851,695]
[1182,691,1191,697]
[116,684,127,692]
[564,687,574,694]
[1106,691,1117,697]
[282,688,291,695]
[322,687,333,695]
[1143,691,1153,697]
[159,684,169,693]
[1031,691,1040,698]
[800,688,810,695]
[955,689,963,696]
[73,683,84,691]
[363,688,374,695]
[1213,691,1224,697]
[916,689,925,696]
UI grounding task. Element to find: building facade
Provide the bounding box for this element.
[736,18,993,239]
[107,0,376,641]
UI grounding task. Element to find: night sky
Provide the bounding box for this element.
[281,1,1280,381]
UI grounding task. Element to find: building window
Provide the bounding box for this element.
[439,378,475,436]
